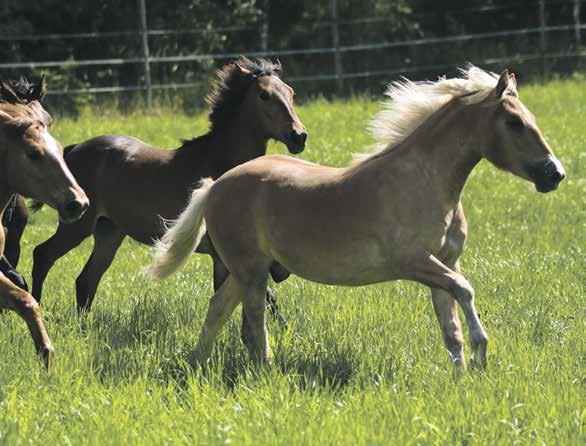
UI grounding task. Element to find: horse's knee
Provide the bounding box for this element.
[12,290,42,321]
[450,275,474,304]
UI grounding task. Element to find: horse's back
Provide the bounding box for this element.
[218,154,343,187]
[66,135,172,166]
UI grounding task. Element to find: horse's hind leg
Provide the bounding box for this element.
[194,274,242,364]
[210,254,254,351]
[229,261,273,364]
[75,217,124,313]
[208,239,284,349]
[0,272,53,368]
[32,214,94,302]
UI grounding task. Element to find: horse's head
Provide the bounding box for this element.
[238,60,307,154]
[482,70,565,193]
[0,78,89,222]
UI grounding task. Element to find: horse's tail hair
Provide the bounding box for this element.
[146,178,215,279]
[29,144,78,213]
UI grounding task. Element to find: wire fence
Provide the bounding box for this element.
[0,0,584,104]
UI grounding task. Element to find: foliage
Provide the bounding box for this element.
[2,1,582,113]
[0,77,584,444]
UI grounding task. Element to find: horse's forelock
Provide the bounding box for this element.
[0,77,45,104]
[206,57,282,131]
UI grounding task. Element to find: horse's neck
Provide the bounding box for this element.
[175,112,268,177]
[356,103,482,207]
[213,117,269,167]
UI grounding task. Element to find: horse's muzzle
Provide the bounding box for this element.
[286,129,307,154]
[58,191,89,223]
[530,156,566,193]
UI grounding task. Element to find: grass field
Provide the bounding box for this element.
[0,77,584,445]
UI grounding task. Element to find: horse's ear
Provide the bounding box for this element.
[235,62,253,77]
[495,69,509,97]
[32,74,47,101]
[274,58,283,77]
[508,72,517,89]
[0,81,20,103]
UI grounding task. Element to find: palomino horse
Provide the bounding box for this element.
[0,77,89,367]
[149,67,565,370]
[31,59,306,325]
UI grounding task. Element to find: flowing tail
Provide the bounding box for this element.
[147,178,214,279]
[30,143,78,212]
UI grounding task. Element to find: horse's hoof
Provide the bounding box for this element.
[469,355,487,371]
[187,349,211,371]
[39,343,55,370]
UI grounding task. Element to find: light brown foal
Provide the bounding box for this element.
[149,68,565,371]
[0,78,88,367]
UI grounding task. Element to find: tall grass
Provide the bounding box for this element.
[0,79,583,445]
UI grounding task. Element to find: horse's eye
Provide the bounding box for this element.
[259,90,270,101]
[507,118,524,131]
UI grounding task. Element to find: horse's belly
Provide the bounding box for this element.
[104,199,186,246]
[269,236,402,286]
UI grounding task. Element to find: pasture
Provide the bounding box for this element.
[0,77,584,445]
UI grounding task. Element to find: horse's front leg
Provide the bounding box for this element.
[0,272,53,368]
[431,287,465,370]
[409,252,488,369]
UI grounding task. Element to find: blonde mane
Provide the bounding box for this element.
[355,66,502,163]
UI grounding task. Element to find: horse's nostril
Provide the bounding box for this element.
[551,171,564,183]
[291,130,307,146]
[65,200,83,214]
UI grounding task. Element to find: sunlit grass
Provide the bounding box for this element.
[0,79,584,445]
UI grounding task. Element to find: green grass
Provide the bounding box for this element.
[1,79,584,445]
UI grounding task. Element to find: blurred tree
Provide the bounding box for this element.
[0,0,579,112]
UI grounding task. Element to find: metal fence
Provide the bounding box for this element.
[0,0,584,106]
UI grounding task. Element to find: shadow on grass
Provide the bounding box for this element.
[80,299,393,392]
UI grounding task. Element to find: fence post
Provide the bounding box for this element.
[574,0,582,48]
[330,0,343,93]
[538,0,546,75]
[138,0,152,107]
[260,0,269,51]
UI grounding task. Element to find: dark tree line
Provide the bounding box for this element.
[0,0,582,112]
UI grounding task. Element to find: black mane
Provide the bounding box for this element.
[0,76,45,104]
[206,57,282,132]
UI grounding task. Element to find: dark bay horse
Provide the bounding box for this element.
[149,68,565,371]
[0,77,89,367]
[32,58,306,322]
